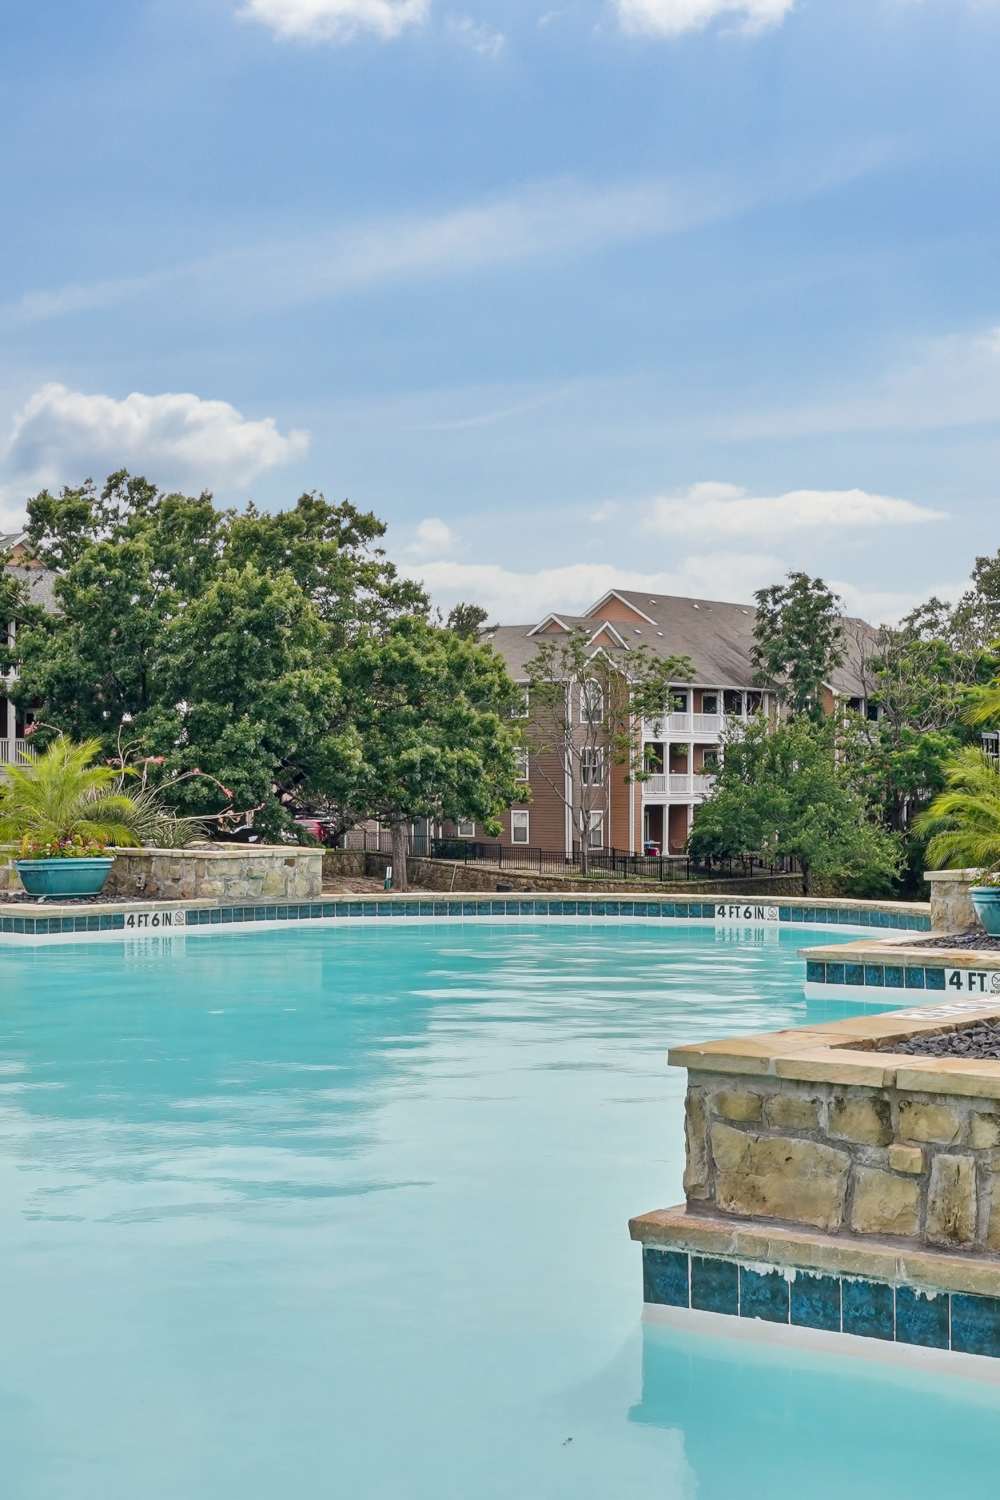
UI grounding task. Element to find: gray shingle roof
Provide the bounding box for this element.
[483,589,873,696]
[3,564,58,612]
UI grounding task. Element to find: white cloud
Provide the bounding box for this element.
[1,384,309,502]
[446,14,505,54]
[614,0,794,38]
[645,482,946,540]
[406,516,457,557]
[403,554,964,628]
[239,0,429,43]
[403,552,787,621]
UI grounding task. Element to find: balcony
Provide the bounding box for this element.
[643,711,692,736]
[642,772,715,800]
[0,738,33,767]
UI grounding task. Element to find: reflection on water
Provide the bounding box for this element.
[0,920,964,1500]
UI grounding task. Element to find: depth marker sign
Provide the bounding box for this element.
[714,903,780,926]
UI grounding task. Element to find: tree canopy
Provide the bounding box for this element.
[752,572,845,718]
[8,472,520,848]
[689,716,901,895]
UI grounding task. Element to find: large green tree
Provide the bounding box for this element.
[10,472,436,836]
[689,716,901,895]
[321,616,525,889]
[752,572,845,718]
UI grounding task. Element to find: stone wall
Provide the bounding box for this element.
[924,868,982,932]
[685,1069,1000,1255]
[323,847,805,897]
[105,845,323,902]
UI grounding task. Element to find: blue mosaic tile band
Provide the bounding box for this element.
[0,895,931,938]
[642,1247,993,1357]
[807,957,945,991]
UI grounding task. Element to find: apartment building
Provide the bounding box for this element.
[463,588,875,857]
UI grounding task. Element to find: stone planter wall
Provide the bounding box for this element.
[104,845,323,902]
[684,1068,1000,1254]
[924,868,982,932]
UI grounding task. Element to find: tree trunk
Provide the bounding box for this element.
[800,859,811,897]
[579,821,589,877]
[390,821,409,892]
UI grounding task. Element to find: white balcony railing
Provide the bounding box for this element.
[693,712,722,735]
[642,772,716,800]
[0,738,33,766]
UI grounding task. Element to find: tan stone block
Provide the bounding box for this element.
[894,1063,1000,1101]
[987,1194,1000,1253]
[971,1113,1000,1150]
[926,1153,977,1246]
[829,1093,893,1146]
[850,1166,920,1238]
[897,1098,964,1145]
[683,1090,711,1201]
[715,1090,763,1123]
[888,1143,924,1175]
[763,1093,821,1131]
[709,1122,849,1231]
[773,1049,898,1087]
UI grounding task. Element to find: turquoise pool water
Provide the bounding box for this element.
[2,920,998,1498]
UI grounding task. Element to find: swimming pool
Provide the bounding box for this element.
[2,920,997,1498]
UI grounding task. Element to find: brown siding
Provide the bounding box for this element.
[586,596,649,624]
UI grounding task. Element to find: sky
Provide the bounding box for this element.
[2,0,1000,625]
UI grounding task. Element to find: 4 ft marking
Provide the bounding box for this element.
[945,968,1000,996]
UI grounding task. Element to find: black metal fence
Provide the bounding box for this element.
[344,829,795,885]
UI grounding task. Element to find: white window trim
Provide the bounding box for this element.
[510,686,530,719]
[581,746,605,785]
[516,748,529,781]
[581,678,604,723]
[511,810,530,845]
[456,819,476,838]
[587,810,605,849]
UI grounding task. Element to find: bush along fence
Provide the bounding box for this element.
[340,830,797,886]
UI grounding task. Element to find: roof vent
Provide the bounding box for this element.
[692,603,700,609]
[634,628,641,635]
[656,631,664,637]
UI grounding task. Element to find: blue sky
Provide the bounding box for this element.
[3,0,1000,623]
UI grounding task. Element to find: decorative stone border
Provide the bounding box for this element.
[632,999,1000,1362]
[0,891,931,943]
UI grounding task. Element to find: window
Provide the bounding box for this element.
[723,690,743,716]
[581,679,604,723]
[701,693,719,715]
[866,701,880,723]
[671,689,689,713]
[745,691,763,716]
[581,746,604,785]
[510,686,529,719]
[847,696,864,715]
[511,810,529,845]
[515,749,529,781]
[702,750,720,771]
[456,819,476,838]
[587,811,605,849]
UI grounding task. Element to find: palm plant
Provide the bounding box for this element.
[915,746,1000,881]
[0,735,147,858]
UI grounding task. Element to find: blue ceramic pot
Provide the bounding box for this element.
[15,857,114,899]
[971,887,1000,937]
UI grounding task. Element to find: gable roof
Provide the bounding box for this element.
[483,589,874,696]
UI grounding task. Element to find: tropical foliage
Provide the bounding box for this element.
[915,748,1000,883]
[0,735,146,858]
